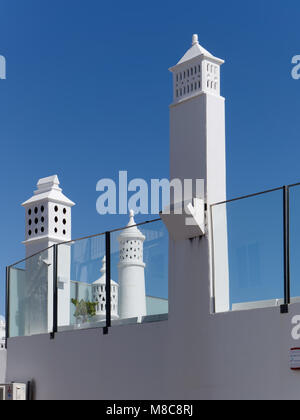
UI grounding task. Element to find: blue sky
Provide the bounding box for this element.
[0,0,300,315]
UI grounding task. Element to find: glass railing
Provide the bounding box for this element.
[7,219,168,338]
[8,182,300,336]
[110,219,168,325]
[289,184,300,303]
[8,247,54,338]
[211,185,298,313]
[57,233,106,332]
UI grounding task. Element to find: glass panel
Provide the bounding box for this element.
[8,219,169,336]
[212,189,284,312]
[57,234,106,332]
[110,219,169,325]
[289,185,300,303]
[9,247,54,338]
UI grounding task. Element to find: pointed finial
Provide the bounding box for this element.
[100,256,106,274]
[192,34,199,46]
[127,209,136,227]
[36,175,62,194]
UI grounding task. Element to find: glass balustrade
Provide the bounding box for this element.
[211,188,285,312]
[7,219,169,337]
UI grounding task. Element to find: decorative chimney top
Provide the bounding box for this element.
[169,34,225,103]
[35,175,61,194]
[22,175,75,207]
[92,256,119,320]
[93,256,118,286]
[22,175,75,245]
[118,210,146,240]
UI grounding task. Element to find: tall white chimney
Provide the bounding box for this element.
[22,176,75,333]
[118,211,147,320]
[169,35,229,312]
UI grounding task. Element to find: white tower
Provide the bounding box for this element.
[22,175,75,256]
[171,34,223,105]
[169,35,229,312]
[92,256,119,320]
[118,211,147,320]
[22,176,75,333]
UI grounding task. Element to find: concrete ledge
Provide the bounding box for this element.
[232,296,300,312]
[57,313,168,333]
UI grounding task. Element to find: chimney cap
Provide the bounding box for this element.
[22,174,75,207]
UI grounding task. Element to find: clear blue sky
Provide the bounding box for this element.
[0,0,300,315]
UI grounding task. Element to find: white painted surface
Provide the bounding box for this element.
[6,37,298,400]
[22,175,75,252]
[0,351,6,384]
[232,296,300,311]
[169,35,224,105]
[92,256,119,320]
[22,176,75,329]
[118,211,147,319]
[161,198,205,240]
[57,243,72,327]
[169,36,229,312]
[6,303,300,400]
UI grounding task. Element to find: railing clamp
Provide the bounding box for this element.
[280,304,289,314]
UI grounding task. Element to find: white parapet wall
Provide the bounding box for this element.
[0,351,7,383]
[6,36,300,400]
[6,301,300,400]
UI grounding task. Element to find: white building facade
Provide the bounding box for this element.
[5,35,300,400]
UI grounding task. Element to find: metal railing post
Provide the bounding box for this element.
[104,231,111,335]
[51,245,58,339]
[281,186,290,313]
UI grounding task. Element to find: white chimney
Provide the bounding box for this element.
[22,175,75,332]
[118,211,147,320]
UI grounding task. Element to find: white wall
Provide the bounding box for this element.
[6,55,298,400]
[0,351,6,383]
[5,274,300,400]
[170,92,229,312]
[5,226,300,399]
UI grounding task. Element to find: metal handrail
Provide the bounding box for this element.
[7,217,161,268]
[210,183,298,314]
[211,181,300,207]
[6,216,166,340]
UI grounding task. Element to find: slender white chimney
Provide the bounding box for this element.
[22,176,75,333]
[118,211,147,320]
[169,36,229,312]
[92,256,119,320]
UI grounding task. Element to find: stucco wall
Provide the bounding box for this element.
[5,237,300,400]
[5,77,299,399]
[0,351,7,383]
